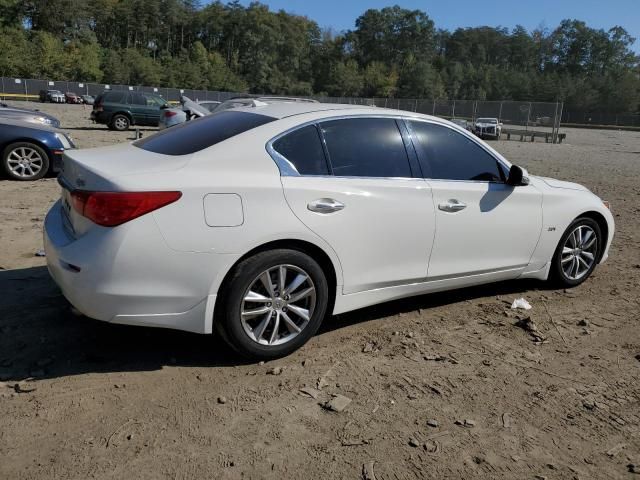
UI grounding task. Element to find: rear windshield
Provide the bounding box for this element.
[134,110,276,156]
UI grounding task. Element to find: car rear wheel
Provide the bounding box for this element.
[110,114,130,131]
[216,249,329,359]
[2,142,50,181]
[550,217,601,287]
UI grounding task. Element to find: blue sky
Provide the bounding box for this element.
[234,0,640,52]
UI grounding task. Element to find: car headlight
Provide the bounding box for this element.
[55,133,73,149]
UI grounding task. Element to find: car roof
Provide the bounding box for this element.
[228,101,442,122]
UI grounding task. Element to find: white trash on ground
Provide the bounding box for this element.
[511,298,532,310]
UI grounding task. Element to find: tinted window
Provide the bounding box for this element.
[272,125,329,175]
[104,92,125,103]
[146,95,166,107]
[135,111,276,156]
[410,121,503,182]
[128,93,147,105]
[321,118,411,178]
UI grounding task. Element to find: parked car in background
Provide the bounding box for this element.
[0,118,74,180]
[44,103,613,359]
[196,100,221,112]
[81,95,95,105]
[474,117,502,139]
[158,96,211,130]
[450,118,471,131]
[39,89,65,103]
[91,91,169,130]
[0,104,61,128]
[65,92,82,104]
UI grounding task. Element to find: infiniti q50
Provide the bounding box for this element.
[44,103,614,359]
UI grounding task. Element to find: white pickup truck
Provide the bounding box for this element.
[474,117,502,139]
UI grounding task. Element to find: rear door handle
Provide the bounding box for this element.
[438,199,467,213]
[307,198,345,214]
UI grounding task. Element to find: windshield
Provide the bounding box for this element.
[477,118,498,124]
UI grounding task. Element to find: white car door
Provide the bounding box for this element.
[407,120,543,279]
[271,118,436,294]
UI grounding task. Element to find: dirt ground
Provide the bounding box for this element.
[1,101,639,480]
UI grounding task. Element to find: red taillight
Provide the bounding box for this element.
[70,191,182,227]
[164,110,178,117]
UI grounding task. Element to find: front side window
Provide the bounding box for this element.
[147,95,166,107]
[320,118,411,178]
[128,93,147,105]
[272,125,329,175]
[410,121,503,182]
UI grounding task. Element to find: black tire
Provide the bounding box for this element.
[2,142,50,181]
[550,217,602,287]
[109,114,130,131]
[216,249,329,360]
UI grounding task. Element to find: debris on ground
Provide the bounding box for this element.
[267,366,283,375]
[502,413,511,428]
[454,419,476,427]
[514,316,546,342]
[13,383,36,394]
[511,298,532,310]
[408,437,420,447]
[362,341,375,353]
[299,387,321,399]
[323,394,352,412]
[605,443,626,457]
[427,419,439,428]
[34,249,46,257]
[578,319,590,327]
[362,462,377,480]
[423,438,441,454]
[217,396,227,404]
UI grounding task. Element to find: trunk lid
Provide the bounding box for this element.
[58,143,190,237]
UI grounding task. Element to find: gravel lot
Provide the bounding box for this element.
[1,102,639,480]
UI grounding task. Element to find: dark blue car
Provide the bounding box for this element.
[0,118,75,181]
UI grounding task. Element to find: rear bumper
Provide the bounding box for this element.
[44,200,232,334]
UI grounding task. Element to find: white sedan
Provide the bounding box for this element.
[44,103,614,359]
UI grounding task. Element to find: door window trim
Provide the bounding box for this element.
[266,114,422,181]
[403,118,509,184]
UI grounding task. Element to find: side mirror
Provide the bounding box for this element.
[507,165,530,186]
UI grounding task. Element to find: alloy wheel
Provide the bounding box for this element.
[7,146,44,179]
[240,264,316,346]
[561,225,598,280]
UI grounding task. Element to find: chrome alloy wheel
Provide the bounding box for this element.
[561,225,598,280]
[7,146,44,178]
[114,117,128,130]
[240,264,316,346]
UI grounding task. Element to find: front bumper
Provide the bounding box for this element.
[43,200,230,334]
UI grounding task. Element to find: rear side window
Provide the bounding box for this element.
[104,92,125,103]
[320,118,411,178]
[410,121,503,182]
[134,111,276,156]
[272,125,329,175]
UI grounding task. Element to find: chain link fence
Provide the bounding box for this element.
[4,75,636,133]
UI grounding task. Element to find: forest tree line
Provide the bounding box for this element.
[0,0,638,113]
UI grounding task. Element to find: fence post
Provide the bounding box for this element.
[498,101,503,122]
[24,79,28,102]
[432,100,436,115]
[525,102,531,132]
[452,100,456,119]
[551,101,559,144]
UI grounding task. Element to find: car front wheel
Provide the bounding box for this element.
[216,249,329,359]
[2,142,50,181]
[550,217,601,287]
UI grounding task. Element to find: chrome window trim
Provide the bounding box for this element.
[403,117,511,184]
[265,113,423,181]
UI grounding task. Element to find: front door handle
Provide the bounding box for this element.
[307,198,345,214]
[438,199,467,213]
